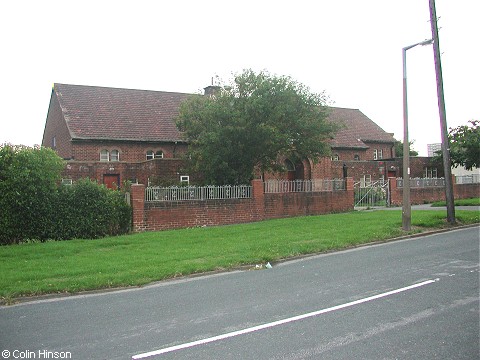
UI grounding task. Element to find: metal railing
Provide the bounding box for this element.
[455,174,480,184]
[396,178,445,188]
[264,179,345,193]
[145,184,252,202]
[354,180,389,207]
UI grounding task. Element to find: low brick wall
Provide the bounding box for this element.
[131,178,355,232]
[389,177,480,206]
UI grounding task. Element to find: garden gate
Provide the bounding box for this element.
[354,180,390,208]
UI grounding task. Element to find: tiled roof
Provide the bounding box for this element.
[54,83,190,142]
[327,107,395,149]
[53,84,395,147]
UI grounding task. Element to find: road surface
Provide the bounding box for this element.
[1,226,479,359]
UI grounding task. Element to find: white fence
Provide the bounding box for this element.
[396,178,446,188]
[145,184,252,202]
[455,174,480,184]
[264,179,345,193]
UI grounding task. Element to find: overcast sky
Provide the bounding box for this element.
[1,0,478,156]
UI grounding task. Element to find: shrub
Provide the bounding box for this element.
[0,144,65,244]
[53,179,132,240]
[0,144,131,244]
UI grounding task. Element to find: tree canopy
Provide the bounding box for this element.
[448,120,479,170]
[394,140,419,157]
[176,69,338,185]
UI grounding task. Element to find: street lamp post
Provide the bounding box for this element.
[402,39,433,231]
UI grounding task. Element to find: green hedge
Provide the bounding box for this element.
[0,144,131,245]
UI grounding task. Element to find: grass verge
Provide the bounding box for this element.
[430,197,480,207]
[1,210,478,302]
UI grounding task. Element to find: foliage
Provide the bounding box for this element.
[0,144,131,244]
[1,210,478,299]
[394,140,418,157]
[177,69,338,185]
[430,197,480,207]
[54,179,132,240]
[448,120,480,170]
[0,144,65,243]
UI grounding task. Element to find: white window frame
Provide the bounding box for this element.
[100,149,109,162]
[110,149,120,162]
[373,149,378,160]
[61,178,73,186]
[155,150,164,159]
[180,175,190,184]
[146,150,155,160]
[378,149,383,160]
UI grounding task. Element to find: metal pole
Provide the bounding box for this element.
[401,39,433,231]
[402,47,411,231]
[429,0,456,224]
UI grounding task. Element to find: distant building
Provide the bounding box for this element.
[427,143,442,157]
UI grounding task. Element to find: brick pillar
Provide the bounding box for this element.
[130,184,145,232]
[251,179,265,221]
[345,177,354,191]
[388,177,400,206]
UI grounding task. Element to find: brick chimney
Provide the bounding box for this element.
[204,85,221,97]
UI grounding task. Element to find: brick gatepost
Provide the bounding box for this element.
[130,184,145,232]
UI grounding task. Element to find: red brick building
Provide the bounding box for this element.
[42,83,438,188]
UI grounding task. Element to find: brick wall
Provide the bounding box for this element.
[131,179,355,232]
[70,141,188,162]
[42,92,72,158]
[389,176,480,206]
[62,158,196,187]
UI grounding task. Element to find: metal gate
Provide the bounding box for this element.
[354,180,389,208]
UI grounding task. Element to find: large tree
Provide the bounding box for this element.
[448,120,479,170]
[394,140,419,157]
[176,70,338,184]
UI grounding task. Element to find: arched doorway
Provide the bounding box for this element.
[284,159,305,181]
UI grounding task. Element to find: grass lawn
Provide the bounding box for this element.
[1,210,478,302]
[430,197,480,207]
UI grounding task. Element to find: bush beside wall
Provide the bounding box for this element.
[0,144,131,245]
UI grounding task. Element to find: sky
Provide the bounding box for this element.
[1,0,478,156]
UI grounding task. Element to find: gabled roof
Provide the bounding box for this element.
[53,83,190,142]
[49,84,395,147]
[328,107,395,149]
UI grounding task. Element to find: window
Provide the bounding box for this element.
[110,149,120,161]
[146,150,164,160]
[354,154,360,161]
[424,167,438,178]
[100,149,109,161]
[180,175,190,184]
[378,149,383,160]
[61,179,72,186]
[373,149,378,160]
[51,136,56,150]
[360,174,372,187]
[332,154,339,161]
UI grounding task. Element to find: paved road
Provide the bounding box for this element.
[1,227,479,360]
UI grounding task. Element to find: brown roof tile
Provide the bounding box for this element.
[53,84,395,148]
[55,83,190,142]
[327,107,395,149]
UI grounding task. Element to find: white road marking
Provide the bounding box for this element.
[132,279,437,359]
